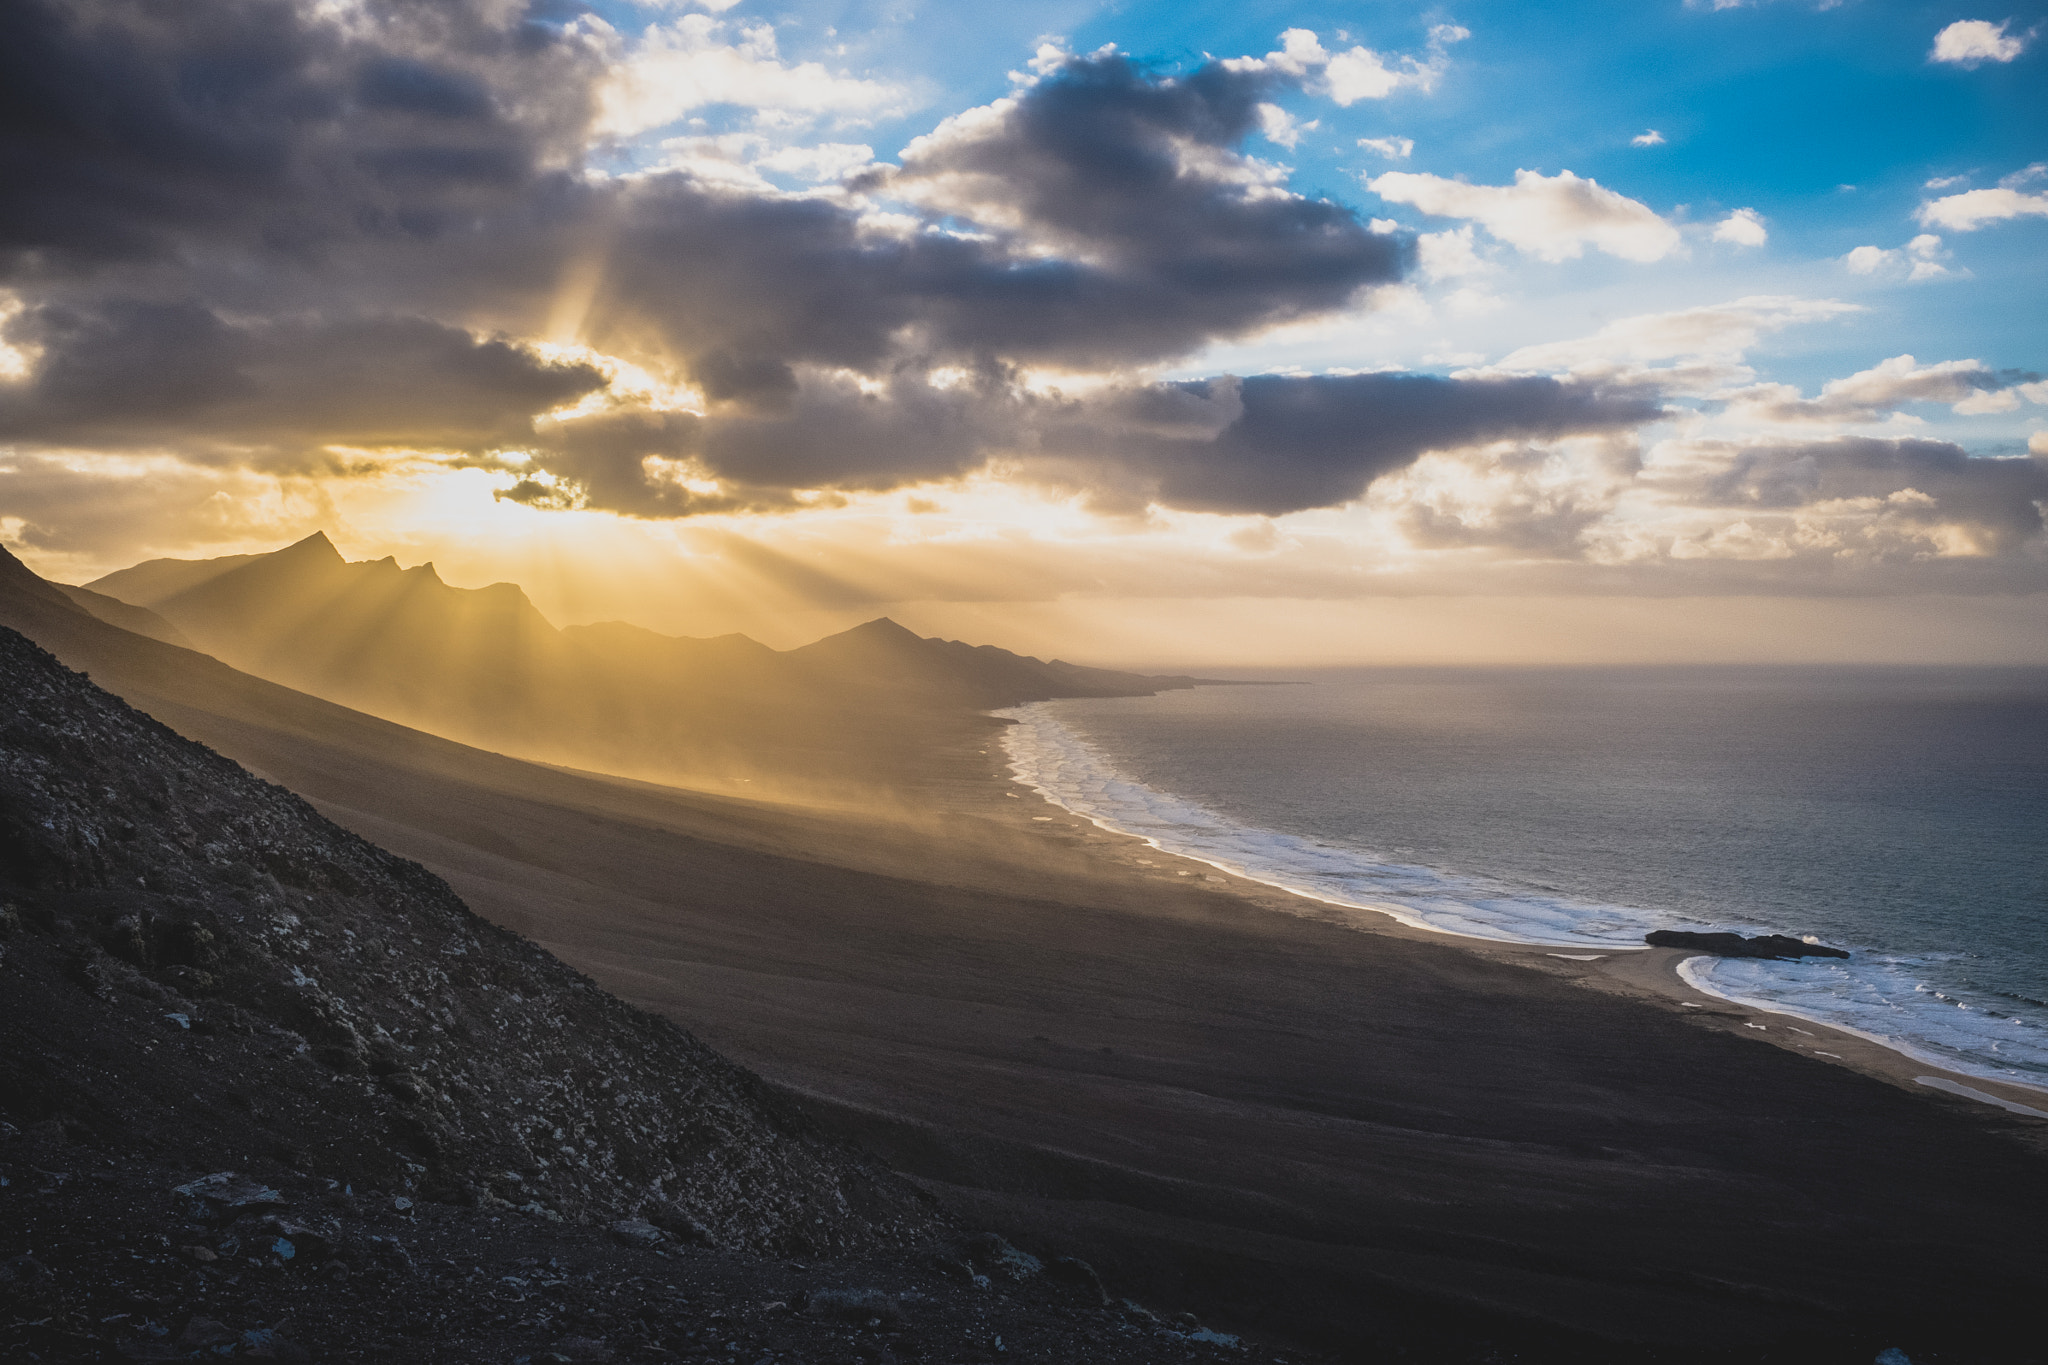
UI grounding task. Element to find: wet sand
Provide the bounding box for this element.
[8,594,2048,1358]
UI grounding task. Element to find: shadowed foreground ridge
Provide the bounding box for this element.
[0,622,932,1248]
[0,623,1301,1365]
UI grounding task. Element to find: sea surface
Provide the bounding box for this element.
[997,666,2048,1092]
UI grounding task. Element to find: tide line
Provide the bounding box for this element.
[1915,1077,2048,1120]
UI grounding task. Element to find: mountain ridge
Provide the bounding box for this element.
[74,534,1222,784]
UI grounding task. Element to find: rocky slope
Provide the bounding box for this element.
[0,620,929,1248]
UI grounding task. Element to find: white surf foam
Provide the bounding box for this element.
[998,701,2048,1095]
[997,702,1657,948]
[1680,955,2048,1094]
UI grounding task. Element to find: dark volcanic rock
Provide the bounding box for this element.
[607,1217,664,1250]
[1048,1254,1111,1304]
[1645,929,1850,960]
[173,1171,285,1218]
[0,623,934,1250]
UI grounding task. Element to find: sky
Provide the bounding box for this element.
[2,0,2045,663]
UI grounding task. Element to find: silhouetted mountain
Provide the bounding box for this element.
[50,583,194,647]
[78,534,1216,784]
[787,616,1218,709]
[2,544,975,802]
[91,532,561,734]
[88,546,267,605]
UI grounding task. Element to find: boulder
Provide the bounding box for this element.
[176,1317,238,1350]
[608,1218,664,1250]
[1046,1255,1109,1304]
[173,1172,286,1218]
[641,1200,714,1244]
[257,1216,334,1264]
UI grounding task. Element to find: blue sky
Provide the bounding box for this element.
[612,0,2047,414]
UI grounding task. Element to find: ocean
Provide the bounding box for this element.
[998,666,2048,1092]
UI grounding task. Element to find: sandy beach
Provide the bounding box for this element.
[1049,781,2048,1125]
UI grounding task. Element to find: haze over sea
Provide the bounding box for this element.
[1001,667,2048,1091]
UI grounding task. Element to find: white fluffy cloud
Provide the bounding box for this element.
[1631,129,1666,147]
[1712,208,1767,246]
[1254,103,1318,149]
[1725,355,2011,423]
[1368,168,1680,262]
[1415,226,1487,281]
[1844,234,1953,280]
[592,14,910,138]
[1929,18,2032,66]
[1918,164,2048,230]
[1501,297,1857,369]
[1228,24,1469,105]
[647,133,880,190]
[1358,136,1415,159]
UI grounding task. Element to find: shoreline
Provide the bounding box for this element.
[983,705,2048,1126]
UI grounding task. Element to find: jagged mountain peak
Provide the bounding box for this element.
[278,529,343,560]
[849,616,917,637]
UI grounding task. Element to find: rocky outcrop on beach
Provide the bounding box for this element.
[1645,929,1850,959]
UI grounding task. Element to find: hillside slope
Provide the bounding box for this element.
[52,583,193,647]
[0,618,933,1249]
[0,568,1286,1365]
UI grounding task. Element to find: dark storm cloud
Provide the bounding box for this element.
[578,53,1404,395]
[507,372,1017,516]
[0,0,597,278]
[0,300,604,462]
[1041,373,1665,516]
[514,370,1661,519]
[854,52,1408,365]
[356,54,498,120]
[1695,438,2048,552]
[1,8,1438,510]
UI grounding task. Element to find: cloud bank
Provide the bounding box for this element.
[0,1,1464,516]
[2,0,2043,601]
